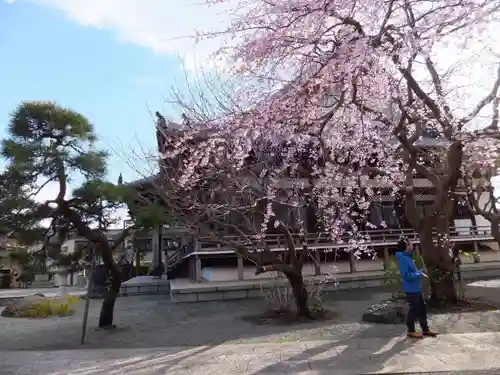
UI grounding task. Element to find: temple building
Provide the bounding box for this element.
[120,118,497,290]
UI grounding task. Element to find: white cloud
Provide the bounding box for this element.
[26,0,236,72]
[10,0,497,100]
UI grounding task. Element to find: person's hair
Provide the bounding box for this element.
[396,236,409,250]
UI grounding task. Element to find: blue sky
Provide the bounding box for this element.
[1,1,498,189]
[0,0,221,185]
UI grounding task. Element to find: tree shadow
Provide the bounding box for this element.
[0,288,393,350]
[1,285,500,374]
[249,323,418,374]
[0,346,214,375]
[1,284,500,353]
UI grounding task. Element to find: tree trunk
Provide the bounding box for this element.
[284,272,312,318]
[419,227,457,306]
[98,272,121,328]
[59,203,129,329]
[429,273,456,306]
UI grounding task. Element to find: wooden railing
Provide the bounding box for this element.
[186,225,494,254]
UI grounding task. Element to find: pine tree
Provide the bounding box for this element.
[0,101,163,327]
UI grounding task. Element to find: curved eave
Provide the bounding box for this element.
[123,174,160,190]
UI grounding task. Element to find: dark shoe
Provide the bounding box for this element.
[423,330,438,337]
[407,332,423,339]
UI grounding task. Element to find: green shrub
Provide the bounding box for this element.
[20,296,80,318]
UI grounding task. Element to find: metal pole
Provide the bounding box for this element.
[80,247,95,345]
[80,198,104,345]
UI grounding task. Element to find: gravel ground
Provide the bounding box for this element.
[1,284,500,351]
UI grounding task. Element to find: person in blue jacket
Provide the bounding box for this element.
[396,237,438,339]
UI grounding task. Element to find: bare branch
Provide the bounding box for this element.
[459,63,500,129]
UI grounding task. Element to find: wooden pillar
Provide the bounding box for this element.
[383,247,390,270]
[349,251,357,273]
[473,241,480,263]
[194,255,202,283]
[314,250,321,275]
[151,229,159,269]
[135,245,141,276]
[157,225,163,271]
[237,254,244,280]
[189,256,194,281]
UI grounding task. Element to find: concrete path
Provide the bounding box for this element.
[0,286,86,300]
[1,284,500,374]
[1,332,500,374]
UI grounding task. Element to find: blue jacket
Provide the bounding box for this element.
[396,251,423,293]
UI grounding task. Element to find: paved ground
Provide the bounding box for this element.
[0,286,86,303]
[2,332,500,374]
[1,283,500,374]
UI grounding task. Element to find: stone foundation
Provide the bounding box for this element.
[169,263,500,303]
[119,276,170,296]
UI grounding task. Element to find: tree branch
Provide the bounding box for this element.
[459,62,500,130]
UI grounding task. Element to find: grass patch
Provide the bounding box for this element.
[5,295,81,318]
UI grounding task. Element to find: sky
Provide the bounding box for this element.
[0,0,233,225]
[0,0,232,179]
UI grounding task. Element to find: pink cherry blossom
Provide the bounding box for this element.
[162,0,499,241]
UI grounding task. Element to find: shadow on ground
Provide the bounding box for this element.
[0,284,499,352]
[2,329,499,375]
[0,287,395,351]
[0,283,500,374]
[0,326,416,375]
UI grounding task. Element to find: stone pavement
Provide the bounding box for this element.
[1,332,500,374]
[1,284,500,374]
[0,286,86,303]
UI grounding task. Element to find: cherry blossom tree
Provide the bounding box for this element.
[152,139,316,316]
[151,69,401,318]
[151,0,500,307]
[181,0,500,306]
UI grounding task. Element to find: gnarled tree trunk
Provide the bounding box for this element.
[283,271,311,318]
[60,203,129,329]
[400,130,463,307]
[419,219,457,307]
[93,241,123,329]
[249,226,313,319]
[98,269,122,328]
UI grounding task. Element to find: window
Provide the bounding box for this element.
[369,203,398,229]
[381,204,398,228]
[162,238,179,250]
[135,238,152,252]
[368,204,383,227]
